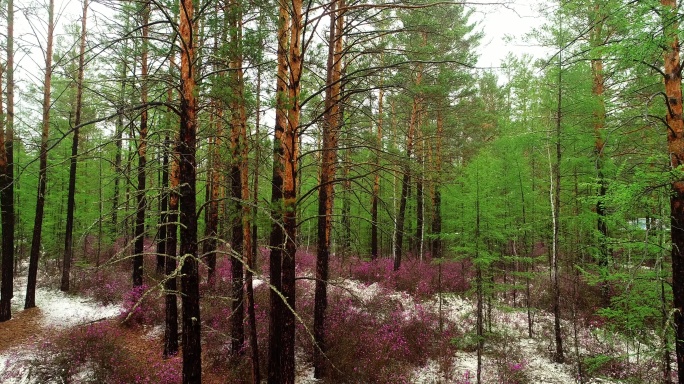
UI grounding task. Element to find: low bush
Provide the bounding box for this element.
[27,322,181,384]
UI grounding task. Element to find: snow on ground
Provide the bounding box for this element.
[32,288,121,328]
[336,279,383,303]
[0,347,33,384]
[8,277,121,329]
[0,275,653,383]
[143,324,164,340]
[0,284,122,384]
[337,278,581,384]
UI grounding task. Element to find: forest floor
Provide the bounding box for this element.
[0,254,666,383]
[0,274,121,381]
[0,278,235,384]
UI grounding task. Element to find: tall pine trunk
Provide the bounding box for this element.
[590,1,609,308]
[228,0,246,355]
[661,0,684,380]
[550,45,564,363]
[133,1,150,287]
[179,0,201,380]
[203,114,221,285]
[112,52,127,232]
[156,137,168,275]
[267,0,302,381]
[164,132,179,358]
[247,13,263,382]
[394,94,420,271]
[431,107,443,258]
[415,125,424,259]
[25,0,54,309]
[281,0,303,378]
[0,0,14,319]
[62,0,88,292]
[267,4,289,381]
[371,83,383,260]
[314,0,343,376]
[163,57,179,357]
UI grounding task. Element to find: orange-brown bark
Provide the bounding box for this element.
[228,0,246,356]
[590,0,609,307]
[662,0,684,379]
[281,0,303,379]
[178,0,201,380]
[314,0,344,377]
[268,2,290,382]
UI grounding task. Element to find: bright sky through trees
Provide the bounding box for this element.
[473,0,546,67]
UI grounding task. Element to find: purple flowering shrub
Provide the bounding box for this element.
[496,359,529,384]
[348,257,472,299]
[295,282,461,383]
[73,268,128,306]
[118,284,163,326]
[202,270,272,381]
[28,322,182,384]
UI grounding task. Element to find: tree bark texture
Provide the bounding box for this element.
[394,91,421,271]
[281,0,303,378]
[229,0,246,355]
[267,3,290,382]
[247,17,263,382]
[431,107,443,258]
[0,0,15,322]
[133,1,150,287]
[415,127,424,259]
[26,0,54,309]
[552,47,564,364]
[314,0,343,376]
[156,136,169,275]
[662,0,684,380]
[590,0,609,308]
[203,112,221,285]
[178,0,201,380]
[112,56,126,232]
[62,0,88,292]
[164,132,179,358]
[371,84,383,260]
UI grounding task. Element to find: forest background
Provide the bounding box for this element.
[0,0,683,383]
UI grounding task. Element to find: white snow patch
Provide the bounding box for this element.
[0,347,33,384]
[0,285,122,383]
[295,366,318,384]
[144,324,164,340]
[8,282,121,329]
[431,294,474,325]
[336,279,383,303]
[35,288,121,328]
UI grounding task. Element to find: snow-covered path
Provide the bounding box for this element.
[0,282,121,383]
